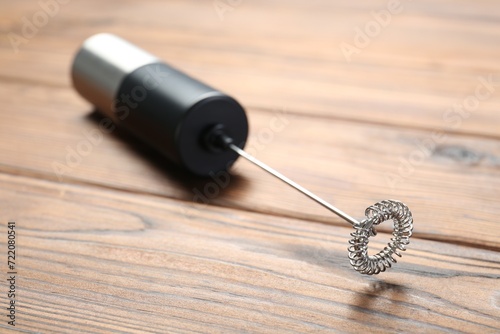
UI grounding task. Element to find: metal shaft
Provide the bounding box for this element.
[228,144,360,226]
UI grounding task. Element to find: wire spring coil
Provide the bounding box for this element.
[227,143,414,275]
[348,200,413,275]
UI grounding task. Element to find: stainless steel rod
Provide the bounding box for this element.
[229,143,360,226]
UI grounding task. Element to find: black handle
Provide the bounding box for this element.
[71,33,248,176]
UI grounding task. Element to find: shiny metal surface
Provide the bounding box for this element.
[349,200,413,275]
[229,143,359,226]
[71,33,159,117]
[229,143,413,275]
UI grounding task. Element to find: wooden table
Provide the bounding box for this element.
[1,0,499,332]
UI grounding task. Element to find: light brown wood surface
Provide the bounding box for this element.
[0,0,499,333]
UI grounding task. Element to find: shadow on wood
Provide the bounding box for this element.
[85,109,252,205]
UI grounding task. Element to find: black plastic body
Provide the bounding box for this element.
[114,62,248,176]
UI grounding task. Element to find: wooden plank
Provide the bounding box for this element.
[0,82,498,250]
[0,0,499,137]
[0,0,499,332]
[0,173,498,333]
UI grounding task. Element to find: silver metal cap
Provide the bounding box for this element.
[71,33,159,116]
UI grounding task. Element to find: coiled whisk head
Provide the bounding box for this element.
[226,142,414,276]
[348,200,413,275]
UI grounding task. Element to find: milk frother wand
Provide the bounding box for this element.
[71,33,413,275]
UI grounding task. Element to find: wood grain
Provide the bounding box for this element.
[0,0,499,332]
[0,1,499,136]
[0,82,498,250]
[1,174,499,333]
